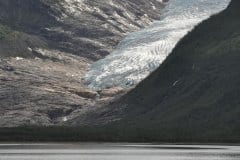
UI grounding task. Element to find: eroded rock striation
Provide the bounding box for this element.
[0,0,164,59]
[0,0,164,126]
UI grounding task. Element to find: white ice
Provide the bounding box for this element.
[85,0,231,90]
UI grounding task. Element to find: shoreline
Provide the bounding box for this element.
[1,126,239,144]
[0,142,239,147]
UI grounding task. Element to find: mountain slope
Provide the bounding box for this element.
[0,0,164,60]
[79,0,240,141]
[0,0,164,127]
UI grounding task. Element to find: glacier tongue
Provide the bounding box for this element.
[85,0,231,90]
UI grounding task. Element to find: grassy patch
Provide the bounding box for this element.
[0,24,11,39]
[0,23,47,58]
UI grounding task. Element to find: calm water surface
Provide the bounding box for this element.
[0,143,239,160]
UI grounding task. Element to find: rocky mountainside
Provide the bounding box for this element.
[73,0,240,141]
[0,0,163,60]
[0,0,164,127]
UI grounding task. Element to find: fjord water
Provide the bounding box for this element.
[0,144,240,160]
[85,0,231,90]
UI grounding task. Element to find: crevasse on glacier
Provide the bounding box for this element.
[85,0,231,90]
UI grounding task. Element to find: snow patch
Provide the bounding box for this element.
[62,117,68,122]
[15,57,24,61]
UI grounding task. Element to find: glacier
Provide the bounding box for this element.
[85,0,231,90]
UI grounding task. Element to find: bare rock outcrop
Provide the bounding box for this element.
[0,0,165,127]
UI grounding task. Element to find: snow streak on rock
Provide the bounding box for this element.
[85,0,230,90]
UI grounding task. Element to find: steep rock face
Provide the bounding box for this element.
[78,0,240,140]
[0,0,163,59]
[0,0,164,127]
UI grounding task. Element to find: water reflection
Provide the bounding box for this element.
[0,144,239,160]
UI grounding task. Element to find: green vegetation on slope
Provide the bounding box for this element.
[111,0,240,140]
[0,0,55,58]
[0,126,239,143]
[0,23,46,58]
[0,24,11,39]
